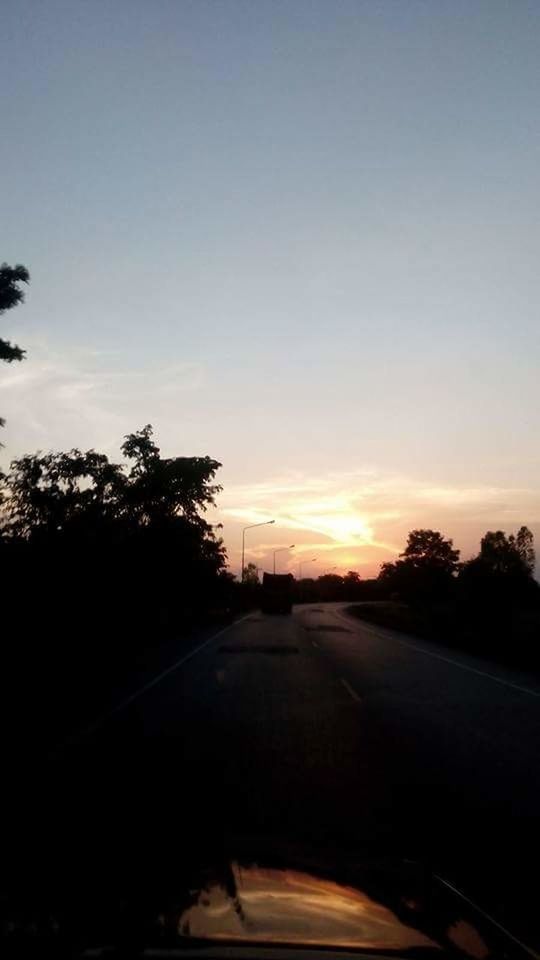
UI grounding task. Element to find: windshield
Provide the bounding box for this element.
[1,2,539,957]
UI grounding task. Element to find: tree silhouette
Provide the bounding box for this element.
[480,531,514,574]
[401,529,460,572]
[515,525,535,576]
[242,562,259,586]
[459,527,536,586]
[4,426,224,543]
[457,527,538,647]
[0,262,29,362]
[380,529,460,602]
[4,448,125,539]
[2,426,228,640]
[120,424,222,526]
[0,262,29,433]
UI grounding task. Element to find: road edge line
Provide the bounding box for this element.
[333,608,540,700]
[340,677,362,703]
[56,613,251,749]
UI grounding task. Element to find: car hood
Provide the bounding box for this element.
[172,857,533,959]
[2,851,534,958]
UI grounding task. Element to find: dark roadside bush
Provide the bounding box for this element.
[0,426,231,749]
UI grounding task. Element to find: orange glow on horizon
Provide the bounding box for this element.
[294,511,374,546]
[217,468,540,577]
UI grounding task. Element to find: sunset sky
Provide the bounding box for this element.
[2,0,540,577]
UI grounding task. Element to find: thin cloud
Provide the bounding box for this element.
[0,340,207,460]
[218,468,540,575]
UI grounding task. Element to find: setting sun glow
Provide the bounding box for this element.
[298,511,374,546]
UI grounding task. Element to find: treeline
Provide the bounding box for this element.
[0,261,244,748]
[240,564,383,605]
[294,570,382,604]
[287,527,539,669]
[1,424,232,629]
[351,527,540,670]
[0,426,235,747]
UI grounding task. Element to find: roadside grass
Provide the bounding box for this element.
[345,600,540,674]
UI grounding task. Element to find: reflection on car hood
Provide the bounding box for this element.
[1,853,535,958]
[179,863,436,950]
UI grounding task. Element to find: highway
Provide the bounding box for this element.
[8,603,540,946]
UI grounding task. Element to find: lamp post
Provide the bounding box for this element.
[298,557,318,579]
[273,544,295,575]
[241,520,275,582]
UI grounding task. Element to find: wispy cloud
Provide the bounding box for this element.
[0,340,207,460]
[3,342,539,579]
[218,468,540,575]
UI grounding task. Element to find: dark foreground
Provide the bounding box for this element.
[5,604,540,950]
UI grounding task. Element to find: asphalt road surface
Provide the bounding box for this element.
[8,603,540,946]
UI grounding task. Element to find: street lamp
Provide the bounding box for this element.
[241,520,275,582]
[298,557,318,578]
[273,544,295,575]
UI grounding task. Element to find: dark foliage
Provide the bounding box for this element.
[0,262,29,432]
[293,571,383,604]
[379,529,460,603]
[457,527,539,654]
[354,525,540,670]
[0,426,232,747]
[242,562,259,586]
[0,262,29,364]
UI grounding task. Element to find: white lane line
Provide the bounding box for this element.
[333,609,540,700]
[60,614,251,746]
[340,677,362,703]
[434,875,538,958]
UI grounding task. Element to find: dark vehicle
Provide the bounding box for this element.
[261,573,294,614]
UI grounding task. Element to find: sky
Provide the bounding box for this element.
[1,0,540,577]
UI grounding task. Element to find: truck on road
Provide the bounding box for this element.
[261,573,294,614]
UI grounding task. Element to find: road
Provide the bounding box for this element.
[7,603,540,946]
